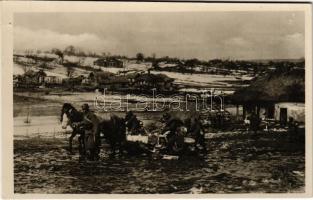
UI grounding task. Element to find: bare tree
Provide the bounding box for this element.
[51,48,64,64]
[25,49,33,56]
[136,52,144,62]
[63,62,75,78]
[64,45,76,56]
[66,67,74,78]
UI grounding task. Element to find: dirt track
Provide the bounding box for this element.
[14,131,305,194]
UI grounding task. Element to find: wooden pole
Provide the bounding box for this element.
[243,105,246,119]
[257,105,260,117]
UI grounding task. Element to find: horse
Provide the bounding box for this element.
[60,103,85,154]
[61,103,127,157]
[97,114,126,156]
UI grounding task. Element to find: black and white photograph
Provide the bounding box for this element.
[2,1,312,197]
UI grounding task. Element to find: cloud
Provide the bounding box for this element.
[284,32,303,42]
[218,37,253,59]
[14,26,110,52]
[13,11,305,60]
[224,37,252,47]
[279,33,304,58]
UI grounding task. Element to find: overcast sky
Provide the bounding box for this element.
[14,12,304,60]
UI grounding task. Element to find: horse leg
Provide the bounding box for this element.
[89,148,95,161]
[117,141,122,157]
[109,142,116,158]
[78,135,85,156]
[118,139,126,156]
[68,132,77,153]
[82,132,87,155]
[94,130,101,160]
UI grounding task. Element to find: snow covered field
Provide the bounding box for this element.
[14,116,71,138]
[14,55,252,92]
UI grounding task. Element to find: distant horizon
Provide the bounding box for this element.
[13,48,304,62]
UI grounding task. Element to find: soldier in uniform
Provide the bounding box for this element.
[185,116,207,152]
[249,111,260,135]
[161,112,184,153]
[75,104,100,160]
[125,111,141,135]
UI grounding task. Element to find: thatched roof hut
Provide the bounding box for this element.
[231,68,304,104]
[93,57,123,68]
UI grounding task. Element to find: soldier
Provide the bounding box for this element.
[185,116,207,152]
[76,104,100,160]
[125,111,141,135]
[249,111,260,135]
[161,112,184,153]
[288,117,299,141]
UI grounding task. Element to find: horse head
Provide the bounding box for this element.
[60,103,71,121]
[60,103,75,129]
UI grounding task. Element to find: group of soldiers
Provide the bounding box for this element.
[67,102,302,160]
[125,111,207,153]
[70,103,207,159]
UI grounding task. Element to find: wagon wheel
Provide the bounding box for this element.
[206,112,214,122]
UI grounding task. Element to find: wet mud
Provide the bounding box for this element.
[14,132,305,194]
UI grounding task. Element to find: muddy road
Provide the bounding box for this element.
[14,131,305,194]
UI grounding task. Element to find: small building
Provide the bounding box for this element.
[274,102,305,124]
[85,71,128,90]
[62,76,84,87]
[87,71,115,85]
[98,76,129,90]
[231,68,305,124]
[25,69,47,84]
[82,77,93,85]
[13,75,20,88]
[125,72,140,86]
[94,58,123,68]
[14,69,47,88]
[134,73,175,92]
[44,76,63,85]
